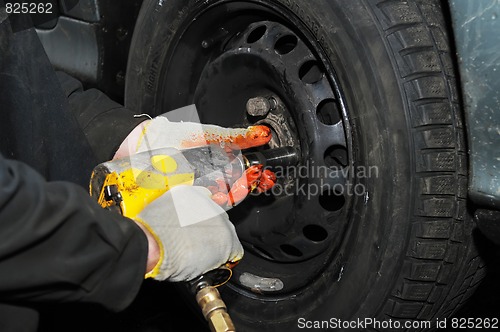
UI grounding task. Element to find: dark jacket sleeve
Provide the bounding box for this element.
[0,153,148,312]
[56,72,145,163]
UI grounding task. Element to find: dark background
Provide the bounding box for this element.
[38,231,500,332]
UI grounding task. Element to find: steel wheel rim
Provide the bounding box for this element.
[155,1,355,296]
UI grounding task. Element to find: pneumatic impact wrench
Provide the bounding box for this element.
[89,144,298,331]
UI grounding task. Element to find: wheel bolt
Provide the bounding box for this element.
[246,96,277,117]
[201,27,229,49]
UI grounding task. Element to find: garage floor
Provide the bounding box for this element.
[38,231,500,332]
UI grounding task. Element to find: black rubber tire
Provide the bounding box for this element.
[125,0,484,330]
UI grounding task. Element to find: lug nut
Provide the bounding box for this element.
[246,96,277,117]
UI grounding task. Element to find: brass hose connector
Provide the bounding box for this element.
[196,285,235,332]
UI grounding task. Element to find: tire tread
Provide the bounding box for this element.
[368,0,483,325]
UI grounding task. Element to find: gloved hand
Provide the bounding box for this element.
[113,109,271,159]
[112,106,267,281]
[134,185,244,282]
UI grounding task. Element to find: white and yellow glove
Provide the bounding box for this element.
[114,106,271,159]
[115,105,268,282]
[135,185,243,282]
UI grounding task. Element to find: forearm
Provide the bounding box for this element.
[0,154,148,311]
[56,71,145,163]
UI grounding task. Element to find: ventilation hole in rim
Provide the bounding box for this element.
[299,61,323,84]
[324,145,348,168]
[274,34,298,55]
[319,189,345,212]
[303,225,328,242]
[317,99,341,125]
[247,25,267,43]
[280,244,303,257]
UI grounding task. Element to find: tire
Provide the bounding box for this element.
[125,0,484,330]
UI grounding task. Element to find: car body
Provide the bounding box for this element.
[449,0,500,210]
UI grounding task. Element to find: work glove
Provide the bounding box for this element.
[113,105,274,208]
[135,185,244,282]
[111,105,269,281]
[114,105,271,159]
